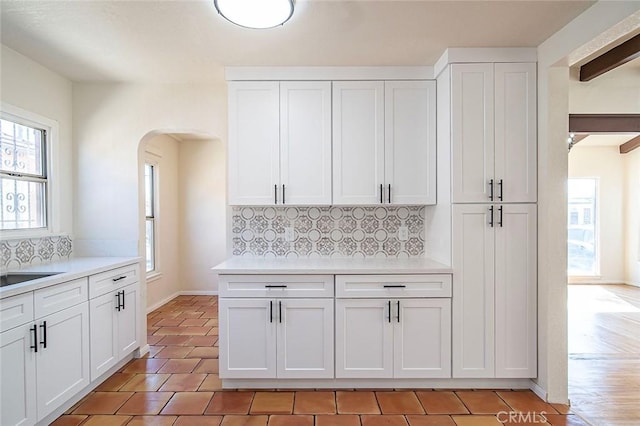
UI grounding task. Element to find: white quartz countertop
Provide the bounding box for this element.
[1,257,141,299]
[212,257,452,275]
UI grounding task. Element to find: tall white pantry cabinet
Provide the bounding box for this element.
[449,62,538,379]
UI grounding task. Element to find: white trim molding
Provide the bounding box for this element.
[225,66,435,81]
[435,48,538,77]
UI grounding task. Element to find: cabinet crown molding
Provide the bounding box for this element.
[435,48,538,77]
[225,66,434,81]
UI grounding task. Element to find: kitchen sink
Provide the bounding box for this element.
[0,272,62,287]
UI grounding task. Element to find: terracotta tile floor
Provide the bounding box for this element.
[53,295,584,426]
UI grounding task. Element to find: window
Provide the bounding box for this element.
[0,117,48,231]
[568,178,598,276]
[145,163,157,273]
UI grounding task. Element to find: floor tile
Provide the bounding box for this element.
[416,391,469,414]
[154,318,184,327]
[181,326,212,335]
[361,414,409,426]
[120,374,171,391]
[204,318,219,327]
[315,414,362,426]
[174,415,224,425]
[146,346,165,358]
[293,391,336,414]
[72,392,134,415]
[154,346,194,359]
[157,358,201,374]
[159,373,207,391]
[155,326,184,335]
[455,391,511,414]
[250,391,294,414]
[93,373,136,392]
[545,414,590,426]
[497,391,559,414]
[220,415,268,426]
[50,415,88,426]
[187,346,219,359]
[122,358,168,374]
[160,392,214,415]
[550,404,571,415]
[194,358,220,373]
[376,392,425,414]
[147,335,164,345]
[126,415,178,426]
[406,415,456,425]
[116,392,173,415]
[158,335,192,346]
[81,415,132,426]
[199,374,223,391]
[267,414,314,426]
[205,391,255,415]
[187,336,218,346]
[337,391,381,414]
[450,415,502,425]
[180,318,209,327]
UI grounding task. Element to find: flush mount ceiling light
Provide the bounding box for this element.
[214,0,294,29]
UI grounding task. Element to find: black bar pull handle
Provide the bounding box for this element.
[489,179,494,201]
[115,292,121,311]
[397,301,400,323]
[387,300,391,323]
[112,276,126,282]
[282,185,285,204]
[269,300,273,323]
[498,179,504,201]
[265,285,288,288]
[489,206,494,227]
[388,184,391,204]
[380,184,383,204]
[498,206,503,228]
[40,321,47,349]
[383,285,406,288]
[279,301,282,323]
[121,290,126,310]
[274,184,278,204]
[30,325,38,353]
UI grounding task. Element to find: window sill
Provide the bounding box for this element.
[146,272,162,283]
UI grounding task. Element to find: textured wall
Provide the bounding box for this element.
[232,206,425,258]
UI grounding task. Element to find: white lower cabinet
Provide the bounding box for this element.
[219,297,334,379]
[1,323,37,426]
[335,298,451,379]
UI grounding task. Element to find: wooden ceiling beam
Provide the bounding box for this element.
[620,135,640,154]
[569,114,640,133]
[580,33,640,81]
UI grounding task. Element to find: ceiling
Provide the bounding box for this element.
[576,134,639,147]
[0,0,595,83]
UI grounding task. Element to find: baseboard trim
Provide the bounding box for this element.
[147,291,219,313]
[222,378,532,390]
[529,380,547,401]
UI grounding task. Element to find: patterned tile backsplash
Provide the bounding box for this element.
[232,206,425,258]
[1,235,73,270]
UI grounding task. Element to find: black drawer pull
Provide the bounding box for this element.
[121,290,126,310]
[30,325,38,353]
[112,276,126,282]
[265,285,287,288]
[115,292,121,311]
[383,285,406,288]
[387,300,391,323]
[269,300,273,323]
[40,321,47,349]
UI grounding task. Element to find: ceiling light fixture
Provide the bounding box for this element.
[214,0,294,29]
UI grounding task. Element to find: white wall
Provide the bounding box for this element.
[569,64,640,113]
[625,149,640,286]
[0,45,74,235]
[568,146,625,283]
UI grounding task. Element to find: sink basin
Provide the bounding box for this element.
[0,272,62,287]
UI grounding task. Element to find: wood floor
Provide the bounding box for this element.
[52,295,584,426]
[568,284,640,426]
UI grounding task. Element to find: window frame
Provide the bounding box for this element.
[567,177,600,278]
[0,103,60,238]
[144,154,160,279]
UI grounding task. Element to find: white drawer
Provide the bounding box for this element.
[336,274,452,298]
[219,275,334,298]
[89,264,139,299]
[34,278,88,318]
[0,292,34,331]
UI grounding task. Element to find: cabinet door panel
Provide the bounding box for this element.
[494,63,537,203]
[335,299,392,378]
[118,283,139,358]
[228,81,280,205]
[452,64,495,203]
[277,298,334,378]
[37,303,90,420]
[385,80,437,204]
[280,82,332,205]
[495,204,537,377]
[394,298,451,378]
[89,292,118,381]
[333,81,385,205]
[452,204,495,378]
[219,299,276,379]
[1,325,36,426]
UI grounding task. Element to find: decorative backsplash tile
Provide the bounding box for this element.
[1,235,73,270]
[231,206,425,258]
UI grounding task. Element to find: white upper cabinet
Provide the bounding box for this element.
[385,81,437,205]
[333,80,437,205]
[228,81,332,205]
[333,81,385,205]
[280,82,332,205]
[451,63,536,203]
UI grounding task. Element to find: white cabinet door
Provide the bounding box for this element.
[494,63,537,203]
[36,302,90,420]
[393,298,451,378]
[451,64,495,203]
[335,299,393,378]
[333,81,385,205]
[277,298,334,379]
[495,204,537,378]
[89,292,119,381]
[228,81,280,205]
[452,204,495,378]
[117,283,140,358]
[385,80,437,205]
[1,325,36,426]
[280,82,332,205]
[219,299,276,379]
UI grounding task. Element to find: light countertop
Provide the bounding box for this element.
[1,257,141,299]
[212,257,452,275]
